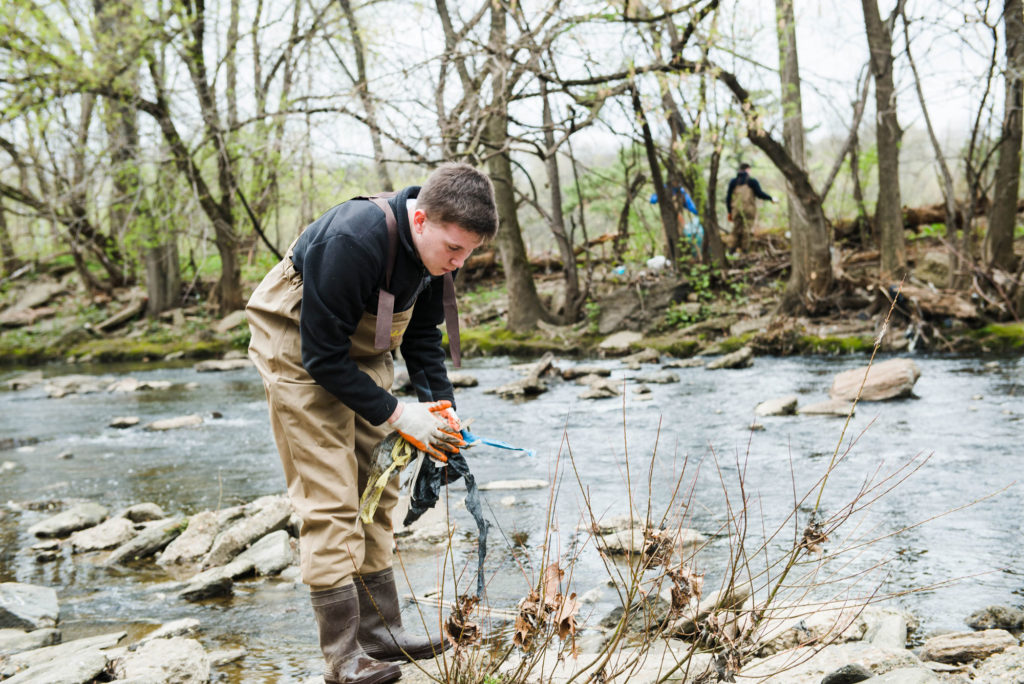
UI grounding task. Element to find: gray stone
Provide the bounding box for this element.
[70,516,137,552]
[663,357,704,368]
[0,627,60,656]
[144,414,204,431]
[202,496,291,568]
[707,346,753,370]
[920,629,1018,664]
[178,567,237,602]
[105,516,185,565]
[158,511,220,565]
[830,358,921,402]
[1,631,125,677]
[194,358,251,372]
[873,667,939,683]
[111,636,210,682]
[28,502,108,538]
[730,314,774,337]
[598,330,642,353]
[209,647,247,666]
[820,663,874,684]
[231,529,295,576]
[755,396,799,416]
[5,371,44,391]
[42,374,116,398]
[741,641,922,683]
[599,526,705,557]
[621,348,660,365]
[561,365,611,380]
[3,649,108,684]
[106,378,172,393]
[966,604,1024,631]
[634,370,679,384]
[799,399,855,417]
[108,416,140,429]
[968,644,1024,681]
[448,372,478,388]
[0,584,58,630]
[864,607,908,649]
[122,503,166,523]
[141,617,201,642]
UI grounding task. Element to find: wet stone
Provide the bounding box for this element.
[28,502,108,538]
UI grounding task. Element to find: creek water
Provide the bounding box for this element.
[0,353,1020,681]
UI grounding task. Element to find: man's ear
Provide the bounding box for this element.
[412,208,427,233]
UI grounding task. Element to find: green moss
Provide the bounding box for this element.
[969,322,1024,350]
[644,334,701,358]
[457,325,584,357]
[797,335,874,354]
[66,338,229,362]
[713,333,756,354]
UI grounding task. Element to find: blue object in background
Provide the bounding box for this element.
[649,187,699,215]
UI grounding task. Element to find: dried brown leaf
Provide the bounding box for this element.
[443,594,481,647]
[555,593,580,640]
[543,563,563,608]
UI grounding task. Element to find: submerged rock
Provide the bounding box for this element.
[706,346,753,370]
[194,358,252,372]
[145,414,204,431]
[754,396,798,416]
[108,416,140,429]
[966,605,1024,632]
[28,502,108,538]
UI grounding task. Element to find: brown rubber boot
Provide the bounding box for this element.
[311,584,402,684]
[355,568,450,661]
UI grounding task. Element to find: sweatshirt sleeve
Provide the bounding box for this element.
[298,231,399,425]
[399,277,455,408]
[725,178,737,212]
[749,178,773,202]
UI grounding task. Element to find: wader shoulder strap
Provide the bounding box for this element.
[362,193,462,368]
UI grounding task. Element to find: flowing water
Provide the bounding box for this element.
[0,353,1020,681]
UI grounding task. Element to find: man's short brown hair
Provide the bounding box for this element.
[417,163,498,239]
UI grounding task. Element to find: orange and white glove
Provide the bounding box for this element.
[389,401,465,463]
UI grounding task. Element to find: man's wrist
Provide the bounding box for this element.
[387,402,403,424]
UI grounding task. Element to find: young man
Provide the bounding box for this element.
[725,162,775,252]
[247,163,498,684]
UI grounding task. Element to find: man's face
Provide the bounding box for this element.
[410,208,485,276]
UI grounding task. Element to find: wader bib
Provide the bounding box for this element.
[732,183,757,252]
[247,199,421,590]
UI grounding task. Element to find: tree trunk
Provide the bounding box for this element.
[541,81,580,323]
[485,2,549,332]
[776,0,830,310]
[985,0,1023,271]
[631,84,681,265]
[0,199,21,276]
[338,0,392,191]
[144,240,181,314]
[702,147,727,269]
[861,0,906,278]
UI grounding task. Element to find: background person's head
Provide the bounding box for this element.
[417,163,498,240]
[739,162,751,173]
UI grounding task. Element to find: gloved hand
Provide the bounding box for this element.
[430,401,462,436]
[389,401,464,463]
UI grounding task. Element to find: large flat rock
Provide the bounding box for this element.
[28,502,108,538]
[0,584,58,630]
[830,358,920,401]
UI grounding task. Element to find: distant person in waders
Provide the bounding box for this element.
[725,162,775,252]
[246,163,498,684]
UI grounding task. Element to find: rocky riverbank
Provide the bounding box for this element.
[3,487,1022,683]
[2,239,1023,367]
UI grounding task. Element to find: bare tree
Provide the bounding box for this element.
[984,0,1024,271]
[861,0,908,278]
[775,0,831,313]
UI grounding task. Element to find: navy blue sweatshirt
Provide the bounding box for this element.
[725,172,773,212]
[289,186,454,425]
